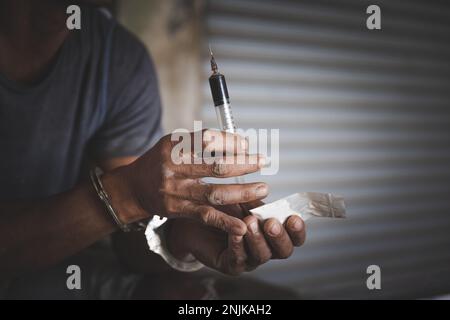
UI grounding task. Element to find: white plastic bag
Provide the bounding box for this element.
[250,192,346,224]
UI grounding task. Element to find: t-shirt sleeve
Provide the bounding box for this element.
[89,25,163,159]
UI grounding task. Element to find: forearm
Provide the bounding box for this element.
[0,170,146,279]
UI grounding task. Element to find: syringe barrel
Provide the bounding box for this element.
[209,73,236,132]
[214,101,236,133]
[209,73,229,106]
[209,73,235,132]
[209,73,245,184]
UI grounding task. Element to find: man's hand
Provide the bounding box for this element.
[113,130,268,237]
[167,202,306,275]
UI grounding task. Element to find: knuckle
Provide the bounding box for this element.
[199,207,216,224]
[241,188,252,202]
[207,186,225,205]
[243,215,255,226]
[212,161,229,177]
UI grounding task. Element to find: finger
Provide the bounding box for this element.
[243,215,272,270]
[170,130,248,156]
[202,129,248,155]
[285,215,306,247]
[245,199,265,210]
[166,197,247,236]
[263,218,294,259]
[223,234,247,276]
[171,219,228,272]
[168,180,269,205]
[173,154,265,178]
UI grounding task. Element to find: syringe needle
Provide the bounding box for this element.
[209,44,219,74]
[209,43,213,56]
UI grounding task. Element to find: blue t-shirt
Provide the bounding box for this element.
[0,8,162,200]
[0,8,162,298]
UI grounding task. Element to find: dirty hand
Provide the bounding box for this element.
[168,201,306,275]
[116,129,267,236]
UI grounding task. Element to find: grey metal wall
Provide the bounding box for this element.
[201,0,450,299]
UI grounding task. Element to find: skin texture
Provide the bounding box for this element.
[108,131,306,276]
[168,202,306,275]
[118,130,269,236]
[0,0,306,280]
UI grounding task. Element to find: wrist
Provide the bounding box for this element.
[101,168,149,225]
[121,143,164,215]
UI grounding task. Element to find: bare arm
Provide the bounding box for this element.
[0,169,145,280]
[0,130,276,279]
[105,160,306,278]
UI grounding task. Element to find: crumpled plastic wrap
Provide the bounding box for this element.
[250,192,346,224]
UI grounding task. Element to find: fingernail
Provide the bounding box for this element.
[249,221,259,234]
[256,184,268,197]
[269,222,281,236]
[292,218,303,231]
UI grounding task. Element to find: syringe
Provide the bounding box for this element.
[208,46,245,185]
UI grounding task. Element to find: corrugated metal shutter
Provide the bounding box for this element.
[200,0,450,299]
